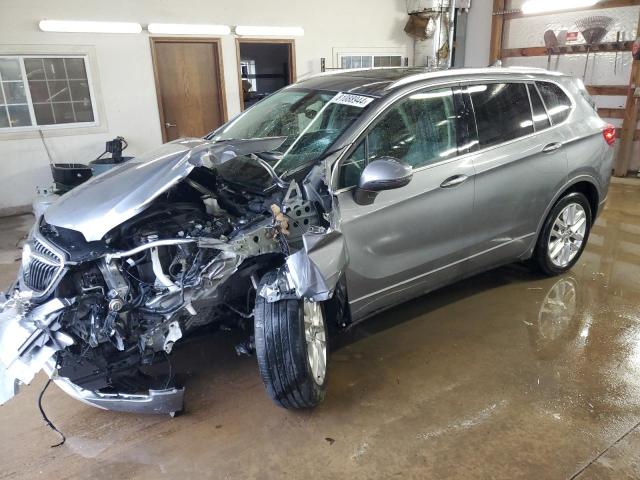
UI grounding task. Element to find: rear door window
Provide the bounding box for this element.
[527,84,551,131]
[468,83,534,148]
[536,82,572,125]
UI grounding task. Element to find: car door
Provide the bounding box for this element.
[333,86,477,321]
[462,81,569,274]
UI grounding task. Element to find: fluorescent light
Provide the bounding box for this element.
[521,0,599,14]
[147,23,231,35]
[39,19,142,33]
[235,26,304,36]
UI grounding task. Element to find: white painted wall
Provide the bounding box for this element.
[0,0,413,214]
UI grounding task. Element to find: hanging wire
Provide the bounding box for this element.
[37,375,66,448]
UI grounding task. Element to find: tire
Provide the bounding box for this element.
[531,192,592,276]
[254,271,328,409]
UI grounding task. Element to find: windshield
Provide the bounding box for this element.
[210,88,373,174]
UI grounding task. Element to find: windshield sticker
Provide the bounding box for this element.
[331,93,374,108]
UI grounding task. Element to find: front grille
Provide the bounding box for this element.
[23,235,65,296]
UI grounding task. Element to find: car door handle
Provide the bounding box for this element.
[542,142,562,153]
[165,122,176,128]
[440,175,468,188]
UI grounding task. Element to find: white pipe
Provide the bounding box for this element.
[447,0,456,67]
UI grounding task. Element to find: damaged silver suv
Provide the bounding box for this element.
[0,67,613,415]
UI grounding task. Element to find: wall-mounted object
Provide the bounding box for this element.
[407,0,471,10]
[147,24,231,35]
[39,19,142,33]
[543,30,558,70]
[235,26,304,37]
[633,36,640,60]
[576,15,614,79]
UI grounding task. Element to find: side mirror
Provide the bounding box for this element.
[353,157,413,205]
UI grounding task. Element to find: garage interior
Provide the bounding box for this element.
[1,0,640,478]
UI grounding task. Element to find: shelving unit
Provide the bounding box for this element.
[490,0,640,177]
[501,40,634,58]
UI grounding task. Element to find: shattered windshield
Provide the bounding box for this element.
[210,88,373,174]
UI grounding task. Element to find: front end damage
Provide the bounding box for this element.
[0,138,348,415]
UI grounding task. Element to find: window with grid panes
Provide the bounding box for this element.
[0,55,96,130]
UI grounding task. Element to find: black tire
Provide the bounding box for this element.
[254,271,327,409]
[531,192,592,276]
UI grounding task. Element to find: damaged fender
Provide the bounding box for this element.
[261,228,349,302]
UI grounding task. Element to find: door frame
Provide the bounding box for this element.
[235,38,297,111]
[150,36,228,143]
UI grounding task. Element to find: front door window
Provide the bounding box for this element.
[338,87,458,189]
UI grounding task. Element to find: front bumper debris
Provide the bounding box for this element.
[0,297,184,415]
[0,297,74,405]
[43,360,184,415]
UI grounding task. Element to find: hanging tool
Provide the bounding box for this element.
[544,30,559,70]
[614,31,622,75]
[576,16,614,80]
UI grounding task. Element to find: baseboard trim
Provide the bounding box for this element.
[0,204,32,218]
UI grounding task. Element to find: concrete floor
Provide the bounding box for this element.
[1,181,640,479]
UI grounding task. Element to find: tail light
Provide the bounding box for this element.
[603,124,616,146]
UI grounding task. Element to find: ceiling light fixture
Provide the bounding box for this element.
[521,0,599,14]
[235,26,304,36]
[39,19,142,33]
[147,23,231,35]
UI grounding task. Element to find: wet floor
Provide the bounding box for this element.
[1,180,640,479]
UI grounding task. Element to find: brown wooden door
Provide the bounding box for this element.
[151,38,227,142]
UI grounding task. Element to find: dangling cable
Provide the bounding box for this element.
[37,375,66,448]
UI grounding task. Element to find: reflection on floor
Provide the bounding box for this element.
[1,181,640,479]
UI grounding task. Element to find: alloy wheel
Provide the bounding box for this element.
[547,203,587,268]
[303,300,327,385]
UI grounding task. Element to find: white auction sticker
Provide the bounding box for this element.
[331,92,375,108]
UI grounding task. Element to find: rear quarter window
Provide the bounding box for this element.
[536,82,572,125]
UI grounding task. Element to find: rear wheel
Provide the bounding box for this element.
[254,271,328,409]
[531,192,592,276]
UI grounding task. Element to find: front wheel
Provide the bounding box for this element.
[531,192,592,276]
[254,272,328,409]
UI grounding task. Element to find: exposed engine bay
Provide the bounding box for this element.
[0,138,348,415]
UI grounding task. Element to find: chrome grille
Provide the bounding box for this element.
[22,235,65,296]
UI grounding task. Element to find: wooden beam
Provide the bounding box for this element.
[490,0,506,64]
[614,12,640,177]
[587,85,629,96]
[501,41,633,59]
[503,0,640,20]
[615,128,640,141]
[598,108,626,118]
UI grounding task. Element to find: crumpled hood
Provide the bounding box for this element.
[44,137,285,242]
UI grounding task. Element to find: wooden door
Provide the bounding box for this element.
[151,38,227,142]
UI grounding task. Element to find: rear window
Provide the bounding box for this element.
[469,83,534,148]
[536,82,572,125]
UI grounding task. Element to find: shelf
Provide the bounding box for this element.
[502,40,634,58]
[588,85,629,96]
[599,107,626,118]
[500,0,640,20]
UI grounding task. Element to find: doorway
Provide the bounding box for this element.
[151,38,227,142]
[236,39,295,110]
